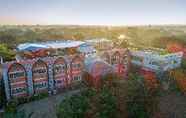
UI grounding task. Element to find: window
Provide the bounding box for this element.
[54,80,62,84]
[73,76,81,81]
[132,56,143,62]
[54,64,66,73]
[171,60,177,64]
[72,63,81,69]
[9,71,25,79]
[12,87,26,94]
[123,55,128,64]
[150,61,161,67]
[33,68,47,74]
[112,55,120,64]
[34,82,47,88]
[104,57,109,63]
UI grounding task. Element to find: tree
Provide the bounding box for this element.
[0,44,15,61]
[126,74,159,118]
[57,94,89,118]
[0,76,6,109]
[0,33,17,48]
[181,59,186,70]
[72,32,85,41]
[171,69,186,93]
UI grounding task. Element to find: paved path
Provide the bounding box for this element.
[18,89,81,118]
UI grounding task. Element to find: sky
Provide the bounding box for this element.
[0,0,186,25]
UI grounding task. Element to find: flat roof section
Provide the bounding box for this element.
[17,40,85,52]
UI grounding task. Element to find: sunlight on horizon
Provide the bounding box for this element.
[0,0,186,25]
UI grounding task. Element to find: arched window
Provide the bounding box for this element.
[8,63,28,98]
[71,55,83,82]
[111,51,120,65]
[102,52,110,64]
[53,57,67,89]
[122,54,128,65]
[32,60,48,94]
[71,55,83,71]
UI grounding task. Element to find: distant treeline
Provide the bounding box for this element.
[0,25,186,61]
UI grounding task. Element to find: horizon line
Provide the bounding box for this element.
[1,23,186,27]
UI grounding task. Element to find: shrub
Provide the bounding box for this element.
[3,100,33,118]
[5,101,17,114]
[3,109,33,118]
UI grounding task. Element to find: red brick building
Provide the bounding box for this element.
[3,54,84,99]
[100,48,131,78]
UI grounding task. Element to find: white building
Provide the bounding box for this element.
[78,43,97,58]
[131,50,183,71]
[85,38,113,50]
[16,40,86,60]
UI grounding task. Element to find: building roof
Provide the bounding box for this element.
[85,38,111,43]
[131,50,183,59]
[108,48,129,55]
[17,40,86,52]
[85,56,113,77]
[17,43,48,52]
[78,43,96,53]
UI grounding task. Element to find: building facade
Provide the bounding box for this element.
[2,54,84,100]
[84,57,113,87]
[131,50,183,71]
[78,43,97,57]
[85,38,113,50]
[100,49,131,78]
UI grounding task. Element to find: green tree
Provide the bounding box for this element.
[181,59,186,70]
[96,87,117,118]
[126,74,148,118]
[0,44,15,61]
[57,94,89,118]
[126,74,159,118]
[72,32,85,40]
[0,33,17,47]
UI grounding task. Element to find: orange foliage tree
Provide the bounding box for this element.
[170,69,186,93]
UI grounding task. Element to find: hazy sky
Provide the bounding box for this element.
[0,0,186,25]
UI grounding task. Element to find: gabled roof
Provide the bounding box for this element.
[85,57,113,77]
